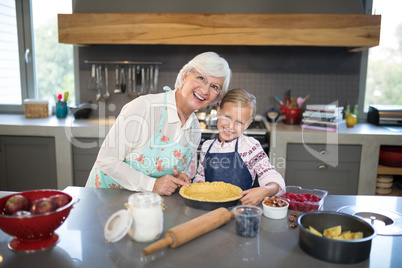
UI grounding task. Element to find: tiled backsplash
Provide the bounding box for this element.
[78,45,361,118]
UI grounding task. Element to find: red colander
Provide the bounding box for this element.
[0,189,77,251]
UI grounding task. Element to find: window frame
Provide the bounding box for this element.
[358,0,374,121]
[1,0,79,113]
[0,0,36,113]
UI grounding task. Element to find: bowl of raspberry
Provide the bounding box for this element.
[276,186,328,212]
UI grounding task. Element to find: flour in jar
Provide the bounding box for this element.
[127,193,163,242]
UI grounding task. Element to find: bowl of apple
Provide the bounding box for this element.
[0,189,78,251]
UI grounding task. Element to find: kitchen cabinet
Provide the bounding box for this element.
[0,136,57,191]
[72,137,104,186]
[285,143,361,195]
[58,13,380,51]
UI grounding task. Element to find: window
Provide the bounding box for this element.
[0,0,74,113]
[364,0,402,111]
[0,0,22,106]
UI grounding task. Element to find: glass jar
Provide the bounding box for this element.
[126,192,163,242]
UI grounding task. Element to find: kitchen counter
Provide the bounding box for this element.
[0,114,401,192]
[268,123,402,195]
[0,186,401,267]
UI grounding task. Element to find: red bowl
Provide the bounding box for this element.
[0,189,77,251]
[379,146,402,167]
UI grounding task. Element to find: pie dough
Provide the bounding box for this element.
[180,181,242,202]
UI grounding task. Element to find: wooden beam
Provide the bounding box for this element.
[58,13,381,50]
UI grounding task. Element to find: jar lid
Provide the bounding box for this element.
[104,209,132,243]
[128,192,161,207]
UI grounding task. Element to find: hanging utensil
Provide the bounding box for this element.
[140,67,145,94]
[136,65,141,94]
[129,65,140,99]
[95,65,102,101]
[149,65,154,93]
[104,66,110,100]
[88,64,97,90]
[127,65,132,94]
[132,65,136,93]
[120,67,126,94]
[153,65,159,92]
[143,67,149,93]
[114,66,121,94]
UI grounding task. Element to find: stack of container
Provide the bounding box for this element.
[375,175,394,195]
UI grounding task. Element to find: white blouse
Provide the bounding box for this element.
[193,134,285,192]
[87,89,201,192]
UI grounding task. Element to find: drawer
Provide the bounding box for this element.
[285,160,359,195]
[287,143,361,163]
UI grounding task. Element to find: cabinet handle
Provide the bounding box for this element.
[317,163,328,170]
[319,149,328,155]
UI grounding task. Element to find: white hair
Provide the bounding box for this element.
[174,52,232,98]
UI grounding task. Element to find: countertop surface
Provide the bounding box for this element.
[0,114,269,136]
[1,114,401,136]
[1,187,402,268]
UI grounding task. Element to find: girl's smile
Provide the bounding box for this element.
[217,102,253,142]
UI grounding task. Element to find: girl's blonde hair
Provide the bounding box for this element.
[219,88,257,118]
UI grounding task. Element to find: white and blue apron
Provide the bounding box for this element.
[89,87,194,189]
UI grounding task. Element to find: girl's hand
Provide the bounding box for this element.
[240,187,270,206]
[153,175,189,196]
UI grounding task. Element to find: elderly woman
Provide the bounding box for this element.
[86,52,231,195]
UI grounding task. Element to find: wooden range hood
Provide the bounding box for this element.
[58,13,381,52]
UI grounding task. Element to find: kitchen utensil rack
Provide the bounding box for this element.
[85,60,162,100]
[84,60,162,65]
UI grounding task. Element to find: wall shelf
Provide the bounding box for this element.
[378,165,402,176]
[58,13,381,51]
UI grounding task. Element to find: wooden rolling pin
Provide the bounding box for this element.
[142,207,235,255]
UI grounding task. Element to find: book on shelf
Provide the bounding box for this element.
[305,104,344,114]
[301,119,347,132]
[302,117,345,124]
[302,118,346,126]
[302,113,344,122]
[301,124,344,132]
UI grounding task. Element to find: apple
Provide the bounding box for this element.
[30,198,57,215]
[4,194,30,215]
[50,194,70,208]
[15,210,32,217]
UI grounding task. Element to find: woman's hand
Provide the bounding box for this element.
[173,168,192,185]
[153,175,190,196]
[240,187,269,206]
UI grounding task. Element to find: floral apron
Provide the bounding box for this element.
[89,87,194,189]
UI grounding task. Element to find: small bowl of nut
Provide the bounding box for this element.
[262,196,289,219]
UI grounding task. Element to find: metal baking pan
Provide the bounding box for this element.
[182,196,240,211]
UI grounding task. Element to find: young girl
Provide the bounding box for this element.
[193,88,285,205]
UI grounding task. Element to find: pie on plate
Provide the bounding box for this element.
[180,181,242,202]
